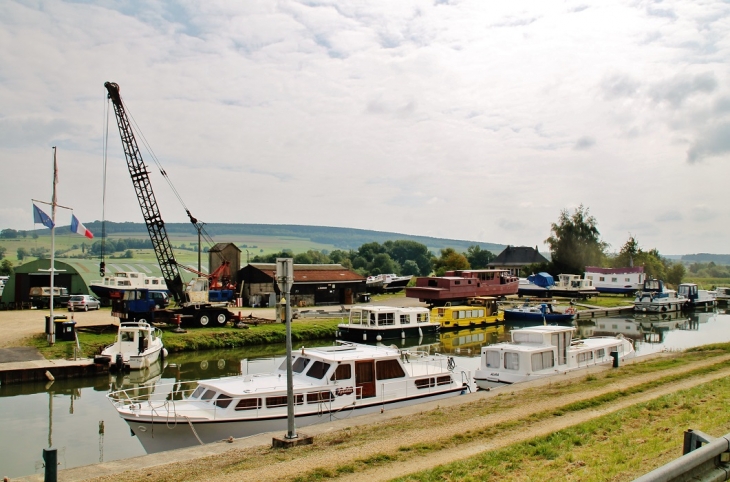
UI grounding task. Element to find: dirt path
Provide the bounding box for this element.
[72,353,730,482]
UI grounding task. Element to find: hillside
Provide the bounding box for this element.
[37,221,508,255]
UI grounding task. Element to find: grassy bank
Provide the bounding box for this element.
[26,318,341,359]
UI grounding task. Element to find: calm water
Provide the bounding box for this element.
[1,310,727,479]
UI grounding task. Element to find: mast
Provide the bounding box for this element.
[48,147,58,345]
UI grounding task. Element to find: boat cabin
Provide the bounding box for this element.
[338,306,439,342]
[405,269,519,305]
[431,298,502,328]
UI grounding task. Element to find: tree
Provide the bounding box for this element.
[465,245,495,269]
[401,260,420,277]
[666,263,686,287]
[357,242,386,263]
[0,259,13,276]
[17,247,29,261]
[0,229,18,239]
[0,246,6,260]
[432,248,470,276]
[370,253,398,275]
[545,205,608,274]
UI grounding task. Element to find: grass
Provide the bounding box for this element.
[578,295,634,308]
[26,318,342,359]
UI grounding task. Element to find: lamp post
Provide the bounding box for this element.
[275,258,296,440]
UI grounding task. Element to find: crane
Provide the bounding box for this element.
[104,81,232,327]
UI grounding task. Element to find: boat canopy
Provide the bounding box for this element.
[527,272,554,288]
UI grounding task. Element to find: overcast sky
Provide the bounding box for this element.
[1,0,728,256]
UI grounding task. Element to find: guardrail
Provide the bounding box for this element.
[633,429,730,481]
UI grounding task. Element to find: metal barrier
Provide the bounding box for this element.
[633,429,730,481]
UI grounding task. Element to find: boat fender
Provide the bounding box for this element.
[376,335,382,342]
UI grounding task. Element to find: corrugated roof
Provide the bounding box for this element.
[491,246,549,266]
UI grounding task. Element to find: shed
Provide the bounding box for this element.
[0,259,173,309]
[489,245,549,277]
[209,243,241,284]
[237,263,366,307]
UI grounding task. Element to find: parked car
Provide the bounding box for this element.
[68,294,101,311]
[149,290,170,309]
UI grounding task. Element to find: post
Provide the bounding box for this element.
[276,258,295,439]
[43,447,57,482]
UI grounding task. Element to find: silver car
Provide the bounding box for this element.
[68,294,101,311]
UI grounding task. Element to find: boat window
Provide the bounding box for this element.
[306,361,331,379]
[597,348,605,358]
[378,312,394,326]
[266,394,303,408]
[376,359,406,380]
[191,386,205,399]
[215,394,233,408]
[415,378,435,389]
[235,398,262,411]
[350,310,363,325]
[400,314,410,325]
[417,313,428,323]
[306,391,334,403]
[504,352,519,370]
[513,332,543,344]
[531,351,554,371]
[201,390,217,401]
[455,281,461,285]
[436,375,452,386]
[331,364,352,381]
[485,351,500,368]
[292,357,311,373]
[577,351,594,363]
[428,280,438,287]
[121,331,134,342]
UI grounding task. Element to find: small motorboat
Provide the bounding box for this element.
[503,303,576,323]
[97,321,167,371]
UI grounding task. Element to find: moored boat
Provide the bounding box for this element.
[503,303,576,323]
[97,321,167,371]
[584,266,645,295]
[405,269,519,306]
[549,274,598,299]
[677,283,716,310]
[473,325,635,389]
[714,287,730,304]
[338,306,439,342]
[430,297,503,329]
[633,279,687,313]
[107,342,468,453]
[89,271,168,306]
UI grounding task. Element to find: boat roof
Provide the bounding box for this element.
[351,305,429,313]
[512,325,575,334]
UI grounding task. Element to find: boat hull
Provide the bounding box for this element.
[122,386,465,454]
[337,325,439,342]
[502,311,574,323]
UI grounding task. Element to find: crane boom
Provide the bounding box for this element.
[104,81,186,304]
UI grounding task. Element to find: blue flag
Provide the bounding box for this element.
[33,204,54,229]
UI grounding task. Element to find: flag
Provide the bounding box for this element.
[70,214,94,239]
[33,204,54,229]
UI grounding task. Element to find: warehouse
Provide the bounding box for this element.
[238,263,366,307]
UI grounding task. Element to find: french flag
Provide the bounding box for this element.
[70,214,94,239]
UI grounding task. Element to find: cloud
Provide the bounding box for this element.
[574,136,596,150]
[600,74,640,100]
[691,206,717,222]
[687,122,730,163]
[649,73,718,108]
[656,211,682,222]
[498,219,525,231]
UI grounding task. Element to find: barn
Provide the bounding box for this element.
[238,263,366,307]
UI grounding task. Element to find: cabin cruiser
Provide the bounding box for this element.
[89,271,168,306]
[677,283,716,309]
[107,342,468,453]
[474,325,635,389]
[97,321,167,371]
[633,279,687,313]
[338,306,439,342]
[365,274,413,293]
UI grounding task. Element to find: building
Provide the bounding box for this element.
[209,243,241,285]
[237,263,366,307]
[489,246,549,277]
[0,259,175,309]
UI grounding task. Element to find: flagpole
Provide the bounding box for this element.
[48,147,58,346]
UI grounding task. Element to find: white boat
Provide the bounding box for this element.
[107,342,468,453]
[713,287,730,304]
[473,325,635,389]
[365,274,413,293]
[89,271,168,305]
[677,283,716,309]
[549,274,598,298]
[338,306,440,342]
[98,321,167,371]
[633,279,687,313]
[584,266,645,295]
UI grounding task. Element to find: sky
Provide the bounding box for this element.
[1,0,729,256]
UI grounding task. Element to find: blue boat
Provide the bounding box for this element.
[503,303,576,323]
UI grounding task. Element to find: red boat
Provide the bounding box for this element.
[405,269,519,306]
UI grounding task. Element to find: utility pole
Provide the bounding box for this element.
[275,258,296,440]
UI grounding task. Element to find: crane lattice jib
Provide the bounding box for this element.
[104,82,187,304]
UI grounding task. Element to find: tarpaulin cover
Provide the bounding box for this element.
[527,272,554,288]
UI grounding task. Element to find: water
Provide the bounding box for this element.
[1,310,727,478]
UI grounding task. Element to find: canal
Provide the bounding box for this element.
[1,310,726,479]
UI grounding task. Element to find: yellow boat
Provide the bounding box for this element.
[431,297,503,329]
